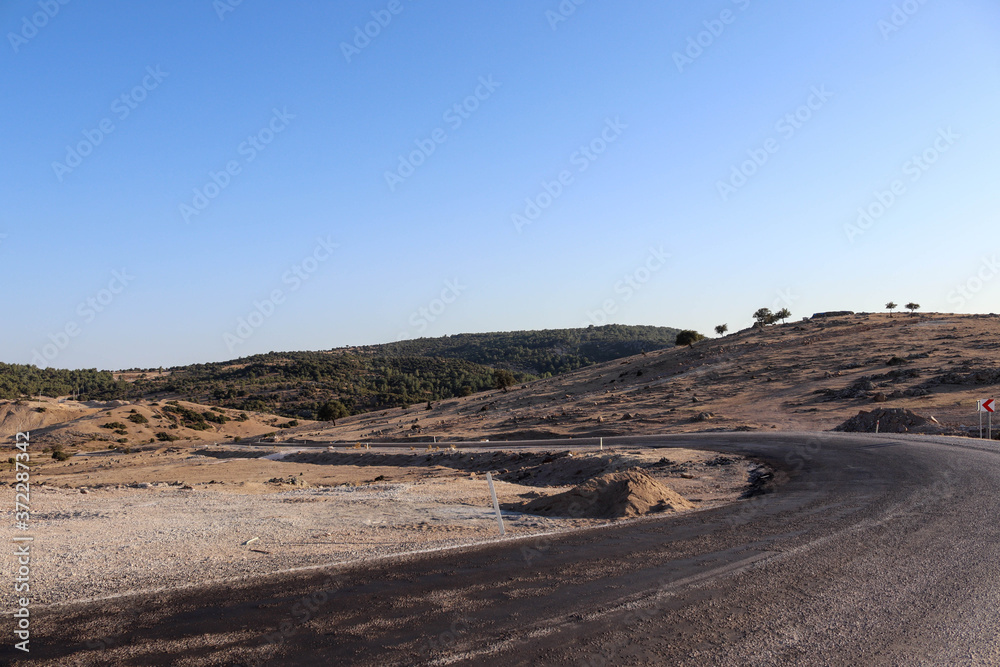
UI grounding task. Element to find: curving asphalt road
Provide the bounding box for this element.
[10,432,1000,666]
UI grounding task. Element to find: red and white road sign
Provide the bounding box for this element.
[979,398,995,413]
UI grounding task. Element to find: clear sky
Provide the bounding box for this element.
[3,0,999,370]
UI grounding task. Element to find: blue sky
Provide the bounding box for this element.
[3,0,999,370]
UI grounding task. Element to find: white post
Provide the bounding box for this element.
[980,405,984,439]
[486,472,505,537]
[600,437,603,451]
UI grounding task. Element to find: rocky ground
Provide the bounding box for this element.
[11,444,757,607]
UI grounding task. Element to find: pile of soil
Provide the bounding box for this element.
[519,468,693,519]
[833,407,939,433]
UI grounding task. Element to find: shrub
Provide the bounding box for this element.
[202,410,229,424]
[155,432,179,442]
[753,308,775,325]
[675,330,706,347]
[128,413,149,424]
[52,448,71,461]
[317,400,349,421]
[493,369,516,392]
[100,422,128,430]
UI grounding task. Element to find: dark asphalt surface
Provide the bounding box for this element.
[9,432,1000,666]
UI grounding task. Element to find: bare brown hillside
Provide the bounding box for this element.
[293,313,1000,442]
[5,313,998,452]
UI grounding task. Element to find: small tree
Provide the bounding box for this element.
[774,308,791,324]
[493,369,516,392]
[317,400,349,422]
[905,302,920,314]
[753,308,775,326]
[885,301,897,317]
[675,330,706,347]
[714,324,728,336]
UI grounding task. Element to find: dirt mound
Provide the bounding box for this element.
[520,468,693,519]
[833,407,938,433]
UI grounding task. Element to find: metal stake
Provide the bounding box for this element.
[487,472,505,537]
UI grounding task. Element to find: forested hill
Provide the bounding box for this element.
[349,324,682,376]
[0,364,126,402]
[4,325,681,419]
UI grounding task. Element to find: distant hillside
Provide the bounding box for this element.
[0,363,127,401]
[128,352,531,419]
[125,325,682,419]
[287,312,1000,444]
[351,324,682,376]
[3,325,682,420]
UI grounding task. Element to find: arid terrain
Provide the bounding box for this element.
[294,312,1000,442]
[5,312,1000,657]
[7,312,996,454]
